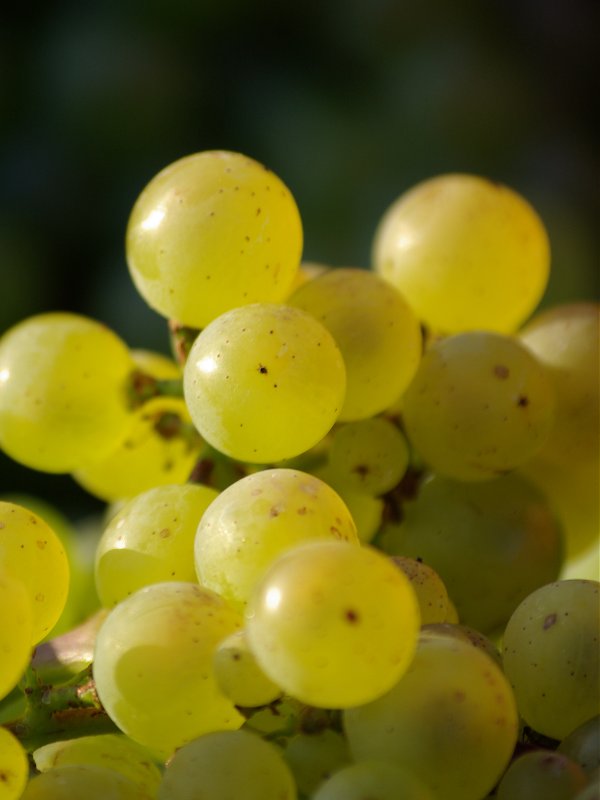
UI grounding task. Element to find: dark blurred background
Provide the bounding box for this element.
[1,0,598,518]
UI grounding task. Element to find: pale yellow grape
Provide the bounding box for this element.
[213,629,282,707]
[93,582,244,754]
[496,750,588,800]
[391,556,452,625]
[126,150,302,328]
[0,725,28,800]
[312,761,434,800]
[402,331,555,480]
[284,729,351,797]
[289,267,422,419]
[157,729,297,800]
[327,417,410,495]
[519,303,599,467]
[0,313,134,473]
[502,579,600,740]
[195,468,358,610]
[332,487,383,544]
[372,173,550,334]
[33,734,162,798]
[20,764,154,800]
[246,540,420,708]
[183,303,346,463]
[0,501,69,643]
[0,574,33,699]
[74,350,201,502]
[95,483,219,607]
[344,634,519,800]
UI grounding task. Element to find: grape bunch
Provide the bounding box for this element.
[0,151,598,800]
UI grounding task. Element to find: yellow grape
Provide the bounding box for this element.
[20,764,154,800]
[0,726,28,800]
[183,303,346,463]
[391,556,453,625]
[0,313,134,473]
[372,173,550,334]
[126,150,303,328]
[0,501,69,643]
[246,540,420,708]
[213,629,282,707]
[0,574,32,700]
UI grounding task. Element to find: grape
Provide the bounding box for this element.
[420,622,502,668]
[284,729,351,796]
[330,487,383,544]
[20,764,154,799]
[391,556,452,625]
[194,468,358,610]
[502,579,600,740]
[183,302,345,463]
[126,150,302,328]
[93,582,244,754]
[0,725,28,800]
[344,633,519,800]
[95,482,219,607]
[213,629,282,707]
[327,417,410,495]
[312,760,434,800]
[575,777,600,800]
[246,540,420,708]
[0,312,134,473]
[289,267,422,420]
[559,716,600,776]
[402,330,556,480]
[157,729,297,800]
[74,350,201,502]
[372,173,550,334]
[378,473,563,633]
[519,303,599,467]
[495,750,588,800]
[0,501,70,643]
[0,573,33,700]
[33,734,162,797]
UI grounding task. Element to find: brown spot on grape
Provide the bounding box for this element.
[344,608,360,624]
[36,540,47,549]
[543,613,557,630]
[159,529,171,539]
[494,365,509,379]
[352,464,369,479]
[517,395,529,407]
[297,506,307,515]
[258,364,268,374]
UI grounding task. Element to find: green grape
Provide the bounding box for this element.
[213,629,282,707]
[0,501,70,643]
[559,716,600,776]
[344,634,519,800]
[372,173,550,334]
[284,729,351,797]
[95,482,219,607]
[0,725,29,800]
[246,540,420,708]
[378,473,563,633]
[74,350,201,502]
[194,468,358,610]
[312,760,434,800]
[289,267,422,420]
[20,764,154,800]
[0,312,134,473]
[575,776,600,800]
[502,579,600,740]
[519,303,599,467]
[420,622,502,668]
[0,573,33,700]
[93,581,244,755]
[331,487,383,545]
[496,750,588,800]
[391,556,452,625]
[327,417,410,495]
[126,150,302,328]
[402,331,556,480]
[157,729,297,800]
[33,734,162,797]
[183,303,346,463]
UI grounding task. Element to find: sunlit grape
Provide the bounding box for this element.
[0,724,29,800]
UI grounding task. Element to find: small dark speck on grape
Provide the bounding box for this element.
[494,365,509,379]
[517,395,529,407]
[344,608,360,624]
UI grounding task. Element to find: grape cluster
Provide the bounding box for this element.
[0,151,598,799]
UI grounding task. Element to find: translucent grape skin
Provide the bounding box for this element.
[502,579,600,740]
[372,173,550,334]
[246,540,420,708]
[0,501,70,644]
[194,468,358,610]
[0,312,134,473]
[157,729,297,800]
[402,330,556,481]
[213,629,282,707]
[289,267,422,420]
[391,556,453,625]
[0,574,32,700]
[93,582,244,755]
[95,482,219,607]
[344,634,519,800]
[20,764,154,800]
[495,750,588,800]
[126,150,303,328]
[312,760,435,800]
[183,302,346,463]
[0,725,29,800]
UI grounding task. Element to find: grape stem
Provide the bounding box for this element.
[127,369,185,408]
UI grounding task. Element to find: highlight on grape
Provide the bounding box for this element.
[0,150,598,800]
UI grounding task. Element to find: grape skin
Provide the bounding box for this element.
[0,725,28,800]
